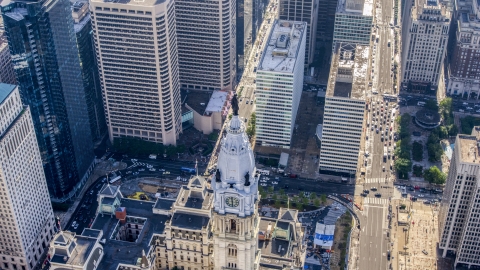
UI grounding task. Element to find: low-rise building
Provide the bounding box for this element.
[184,90,231,134]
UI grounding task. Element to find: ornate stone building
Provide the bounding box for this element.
[46,100,305,270]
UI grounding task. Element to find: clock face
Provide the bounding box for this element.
[225,196,239,207]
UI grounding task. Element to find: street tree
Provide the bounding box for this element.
[423,166,446,185]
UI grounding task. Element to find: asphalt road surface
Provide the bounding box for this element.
[358,0,396,267]
[66,153,354,234]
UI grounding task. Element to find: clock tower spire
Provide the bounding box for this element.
[212,95,260,269]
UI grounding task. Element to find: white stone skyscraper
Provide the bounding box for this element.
[255,20,306,149]
[439,128,480,268]
[401,0,450,91]
[90,0,182,145]
[175,0,236,91]
[0,84,56,270]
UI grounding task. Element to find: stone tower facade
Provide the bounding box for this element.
[212,111,260,269]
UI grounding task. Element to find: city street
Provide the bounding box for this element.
[356,0,398,267]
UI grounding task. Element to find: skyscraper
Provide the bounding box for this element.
[0,84,56,270]
[446,0,480,98]
[0,17,15,85]
[332,0,373,49]
[255,20,306,149]
[319,43,368,175]
[72,1,107,144]
[278,0,319,65]
[439,128,480,268]
[401,0,450,92]
[89,0,182,145]
[175,0,236,91]
[1,0,95,201]
[237,0,255,74]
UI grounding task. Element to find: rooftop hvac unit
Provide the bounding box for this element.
[276,34,289,48]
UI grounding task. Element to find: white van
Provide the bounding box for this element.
[417,101,425,106]
[149,154,157,159]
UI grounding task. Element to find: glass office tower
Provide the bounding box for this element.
[1,0,95,201]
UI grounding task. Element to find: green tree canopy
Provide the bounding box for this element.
[395,158,412,176]
[423,166,446,185]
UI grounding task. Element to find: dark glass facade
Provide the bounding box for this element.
[236,0,267,76]
[73,5,107,144]
[1,0,94,201]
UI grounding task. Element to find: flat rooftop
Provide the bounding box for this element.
[326,43,369,100]
[205,90,228,113]
[183,90,213,115]
[336,0,373,16]
[258,20,306,73]
[457,134,480,163]
[0,83,16,105]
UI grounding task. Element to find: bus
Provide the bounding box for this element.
[109,176,121,184]
[181,167,196,174]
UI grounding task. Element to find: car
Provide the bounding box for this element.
[149,168,156,172]
[138,168,145,172]
[89,190,94,195]
[375,193,382,197]
[275,177,279,180]
[424,200,431,205]
[126,171,132,174]
[376,129,379,133]
[361,192,367,197]
[147,165,153,168]
[260,183,267,187]
[246,100,249,104]
[71,221,77,227]
[364,152,370,157]
[164,171,171,174]
[467,107,474,110]
[363,189,370,194]
[409,187,415,191]
[382,166,385,172]
[74,224,79,230]
[283,185,289,189]
[159,169,166,172]
[131,159,138,162]
[418,194,425,198]
[422,250,428,255]
[371,187,378,191]
[463,102,469,106]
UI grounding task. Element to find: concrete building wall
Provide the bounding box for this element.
[0,85,55,270]
[175,0,236,91]
[319,97,365,174]
[439,133,480,268]
[401,0,450,89]
[90,0,182,145]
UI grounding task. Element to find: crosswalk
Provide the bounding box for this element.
[364,177,389,184]
[363,197,389,205]
[127,162,148,169]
